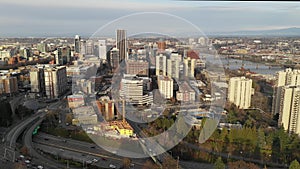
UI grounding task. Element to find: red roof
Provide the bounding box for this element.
[187,50,199,59]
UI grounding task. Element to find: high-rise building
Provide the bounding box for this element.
[37,43,47,53]
[0,76,18,95]
[97,96,115,121]
[183,57,196,78]
[30,67,45,95]
[86,40,94,55]
[120,75,153,105]
[74,35,81,53]
[167,58,180,79]
[98,40,107,60]
[227,76,253,109]
[56,46,71,65]
[110,47,119,72]
[126,60,149,76]
[155,54,167,76]
[157,75,173,99]
[116,29,127,62]
[157,40,166,52]
[44,66,67,99]
[80,40,86,55]
[277,85,300,135]
[272,68,300,115]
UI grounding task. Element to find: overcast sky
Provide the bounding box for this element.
[1,0,300,37]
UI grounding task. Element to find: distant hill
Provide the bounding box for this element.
[207,27,300,37]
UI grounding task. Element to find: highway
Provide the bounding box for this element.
[33,132,147,169]
[23,113,73,169]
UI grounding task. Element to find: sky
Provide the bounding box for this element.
[1,0,300,37]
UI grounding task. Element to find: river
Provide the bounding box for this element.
[204,55,284,75]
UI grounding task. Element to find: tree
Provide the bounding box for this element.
[122,158,131,169]
[65,113,73,124]
[13,163,26,169]
[289,160,300,169]
[20,146,29,156]
[214,157,225,169]
[228,160,259,169]
[162,156,178,169]
[142,160,160,169]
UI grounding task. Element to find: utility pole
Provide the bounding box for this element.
[122,99,125,123]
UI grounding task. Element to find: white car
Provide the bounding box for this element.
[24,160,30,164]
[86,160,93,164]
[92,158,98,162]
[37,166,44,169]
[109,164,116,168]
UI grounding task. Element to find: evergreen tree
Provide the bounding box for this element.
[214,157,225,169]
[289,160,300,169]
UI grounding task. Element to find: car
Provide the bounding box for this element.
[86,160,92,164]
[37,165,44,169]
[90,146,96,149]
[19,155,25,158]
[24,160,30,164]
[101,157,107,161]
[59,149,64,152]
[44,138,49,141]
[109,164,116,168]
[92,158,98,162]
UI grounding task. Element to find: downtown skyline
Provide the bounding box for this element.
[1,1,300,37]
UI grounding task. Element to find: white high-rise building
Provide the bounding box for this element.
[156,54,167,76]
[158,75,173,99]
[167,53,181,79]
[167,59,180,79]
[183,57,196,78]
[98,40,107,60]
[120,75,153,105]
[272,68,300,115]
[277,86,300,135]
[227,76,253,109]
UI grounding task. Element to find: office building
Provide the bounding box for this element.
[120,75,153,105]
[176,82,195,102]
[86,40,94,55]
[126,60,149,76]
[0,76,18,95]
[74,35,81,53]
[44,66,67,99]
[98,40,107,60]
[96,96,115,121]
[157,40,166,52]
[80,40,86,55]
[30,67,45,95]
[155,54,167,76]
[277,86,300,135]
[110,47,119,72]
[227,76,253,109]
[37,43,47,53]
[116,29,127,62]
[157,75,173,99]
[183,57,196,78]
[56,46,71,65]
